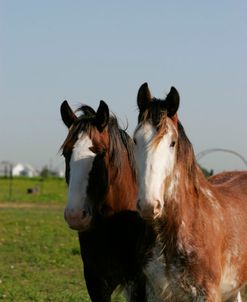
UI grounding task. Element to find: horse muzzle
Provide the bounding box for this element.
[64,208,92,231]
[137,198,162,219]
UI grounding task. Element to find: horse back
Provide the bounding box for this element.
[209,171,247,286]
[209,171,247,201]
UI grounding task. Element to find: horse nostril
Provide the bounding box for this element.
[64,210,68,221]
[81,210,88,219]
[156,200,162,210]
[153,200,162,216]
[137,199,141,211]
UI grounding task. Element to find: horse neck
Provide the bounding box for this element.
[159,161,212,247]
[103,151,138,215]
[162,122,214,229]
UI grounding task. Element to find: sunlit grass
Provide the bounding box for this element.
[0,177,67,203]
[0,177,246,301]
[0,207,124,301]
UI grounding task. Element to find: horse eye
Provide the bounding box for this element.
[133,138,137,145]
[170,141,176,148]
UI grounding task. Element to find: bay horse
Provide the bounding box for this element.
[133,83,247,301]
[60,100,155,302]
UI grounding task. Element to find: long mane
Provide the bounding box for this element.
[107,116,136,178]
[177,121,200,188]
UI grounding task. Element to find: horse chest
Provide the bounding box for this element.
[220,259,241,301]
[144,247,169,297]
[145,246,206,301]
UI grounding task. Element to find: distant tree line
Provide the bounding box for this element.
[200,166,214,177]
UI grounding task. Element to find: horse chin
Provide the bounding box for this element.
[137,199,163,220]
[153,211,163,220]
[141,212,162,222]
[67,215,93,232]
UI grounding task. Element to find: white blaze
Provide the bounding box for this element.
[134,122,177,214]
[67,133,96,213]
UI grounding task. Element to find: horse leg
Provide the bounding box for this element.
[83,265,114,302]
[124,273,147,302]
[225,291,243,302]
[236,292,243,302]
[203,286,222,302]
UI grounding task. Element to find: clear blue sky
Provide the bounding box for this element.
[1,1,247,173]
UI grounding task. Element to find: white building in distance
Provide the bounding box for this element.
[0,162,38,177]
[12,163,38,177]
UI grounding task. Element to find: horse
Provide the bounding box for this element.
[133,82,247,301]
[60,100,155,302]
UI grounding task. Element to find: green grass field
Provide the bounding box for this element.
[0,177,124,302]
[0,177,67,204]
[0,177,246,301]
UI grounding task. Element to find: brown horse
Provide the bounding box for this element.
[60,100,155,302]
[133,83,247,301]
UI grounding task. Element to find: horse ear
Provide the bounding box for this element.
[60,101,77,128]
[137,82,152,111]
[95,100,109,132]
[166,86,180,117]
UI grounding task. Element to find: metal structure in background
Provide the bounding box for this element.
[8,164,13,200]
[0,161,13,200]
[196,148,247,168]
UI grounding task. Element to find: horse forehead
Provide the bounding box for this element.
[74,124,101,147]
[135,122,157,143]
[72,132,94,159]
[135,119,177,146]
[62,122,87,153]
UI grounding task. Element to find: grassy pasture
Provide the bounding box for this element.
[0,177,246,301]
[0,178,124,301]
[0,177,67,204]
[0,206,88,301]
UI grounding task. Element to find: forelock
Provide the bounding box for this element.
[138,98,168,126]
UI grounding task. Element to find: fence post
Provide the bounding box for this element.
[9,164,13,201]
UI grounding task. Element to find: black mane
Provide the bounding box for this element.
[177,121,200,187]
[108,116,136,178]
[138,97,169,127]
[79,105,136,178]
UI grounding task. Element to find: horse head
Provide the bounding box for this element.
[61,100,112,231]
[134,83,180,219]
[61,100,137,231]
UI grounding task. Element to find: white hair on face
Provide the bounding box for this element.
[134,121,177,215]
[66,133,96,212]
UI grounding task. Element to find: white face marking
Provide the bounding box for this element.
[134,121,177,216]
[66,133,96,213]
